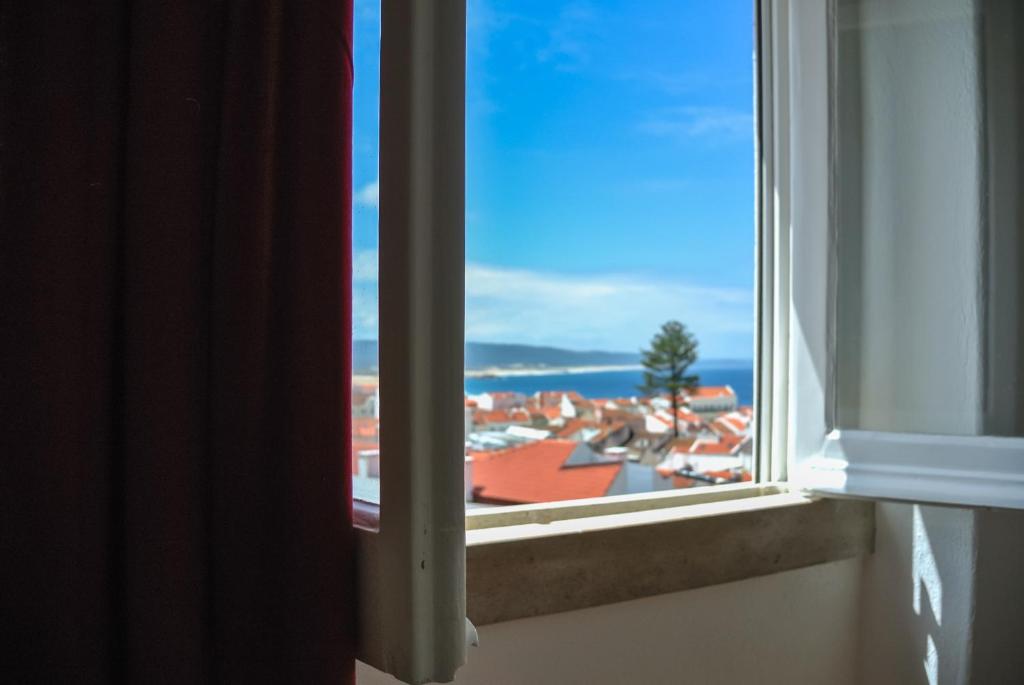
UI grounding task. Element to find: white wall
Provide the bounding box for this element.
[859,503,976,685]
[359,557,865,685]
[358,505,1024,685]
[859,503,1024,685]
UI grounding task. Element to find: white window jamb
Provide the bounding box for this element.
[780,0,1024,510]
[355,2,475,683]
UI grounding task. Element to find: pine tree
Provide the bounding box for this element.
[639,321,700,438]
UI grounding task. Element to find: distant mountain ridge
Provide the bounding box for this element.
[353,340,639,372]
[353,340,751,373]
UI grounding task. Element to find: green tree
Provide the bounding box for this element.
[639,321,700,438]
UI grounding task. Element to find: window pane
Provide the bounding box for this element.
[834,0,1024,436]
[352,0,380,503]
[463,0,757,507]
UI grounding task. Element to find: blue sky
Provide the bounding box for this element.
[353,0,755,359]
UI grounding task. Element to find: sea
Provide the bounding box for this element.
[464,362,754,407]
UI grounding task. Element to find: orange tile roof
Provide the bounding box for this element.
[533,390,586,406]
[539,406,563,421]
[485,391,523,399]
[676,408,702,423]
[704,469,752,483]
[667,437,697,452]
[473,408,530,425]
[470,439,622,505]
[352,417,378,439]
[685,386,736,399]
[556,419,600,438]
[711,414,747,435]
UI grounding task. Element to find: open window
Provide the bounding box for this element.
[352,3,471,684]
[354,0,1022,683]
[777,0,1024,509]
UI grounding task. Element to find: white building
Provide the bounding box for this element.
[472,391,527,411]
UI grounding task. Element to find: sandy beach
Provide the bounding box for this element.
[354,365,643,384]
[463,364,642,379]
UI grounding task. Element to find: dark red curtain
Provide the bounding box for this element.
[0,1,355,682]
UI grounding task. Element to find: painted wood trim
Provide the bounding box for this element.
[360,2,468,683]
[799,430,1024,509]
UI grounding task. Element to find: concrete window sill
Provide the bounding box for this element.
[466,490,874,625]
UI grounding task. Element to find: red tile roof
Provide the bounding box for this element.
[539,406,563,421]
[685,386,736,399]
[667,437,697,452]
[473,408,530,425]
[705,469,753,483]
[556,419,600,439]
[711,414,747,435]
[352,417,378,439]
[470,439,622,505]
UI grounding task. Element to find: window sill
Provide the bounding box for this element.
[465,489,874,625]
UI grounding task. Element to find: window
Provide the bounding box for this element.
[351,0,382,508]
[782,0,1024,509]
[461,1,758,508]
[352,3,469,683]
[354,1,1023,683]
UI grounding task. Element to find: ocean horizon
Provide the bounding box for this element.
[464,362,754,407]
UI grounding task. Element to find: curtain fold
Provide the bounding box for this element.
[1,1,355,682]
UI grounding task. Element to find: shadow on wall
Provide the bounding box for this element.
[911,506,944,685]
[859,503,974,685]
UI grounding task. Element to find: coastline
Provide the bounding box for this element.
[464,364,643,379]
[354,365,644,385]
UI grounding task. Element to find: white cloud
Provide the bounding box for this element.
[465,263,752,356]
[350,249,754,357]
[353,249,379,340]
[354,179,379,208]
[353,248,378,282]
[640,106,753,142]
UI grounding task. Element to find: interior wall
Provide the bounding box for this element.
[358,557,864,685]
[969,507,1024,683]
[858,503,977,685]
[859,503,1024,685]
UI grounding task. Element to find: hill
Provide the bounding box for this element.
[353,340,640,373]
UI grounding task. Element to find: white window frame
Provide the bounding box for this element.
[356,0,1024,682]
[354,2,473,684]
[776,0,1024,509]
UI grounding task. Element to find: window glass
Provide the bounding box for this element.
[352,0,381,503]
[463,0,757,507]
[834,0,1024,436]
